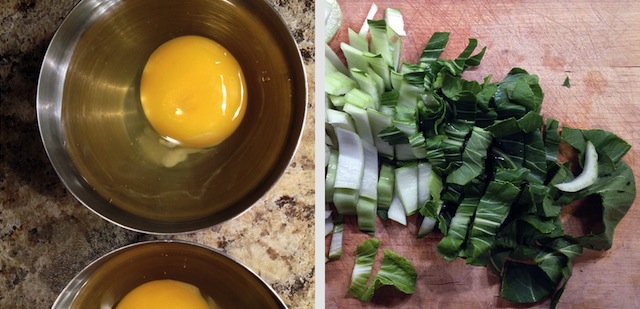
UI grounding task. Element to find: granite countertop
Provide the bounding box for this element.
[0,0,315,308]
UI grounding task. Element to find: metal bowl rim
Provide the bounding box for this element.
[51,239,288,308]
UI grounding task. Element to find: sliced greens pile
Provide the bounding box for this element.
[325,5,636,307]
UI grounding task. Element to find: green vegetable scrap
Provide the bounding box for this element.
[328,215,344,260]
[347,238,417,301]
[325,5,635,308]
[360,249,417,301]
[563,75,571,87]
[347,238,380,298]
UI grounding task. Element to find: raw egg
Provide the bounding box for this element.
[140,35,247,148]
[116,279,218,309]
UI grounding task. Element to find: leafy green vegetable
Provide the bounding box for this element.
[563,76,570,87]
[501,261,555,303]
[419,32,449,64]
[544,118,560,167]
[347,238,417,301]
[436,197,478,260]
[361,249,417,301]
[328,215,344,260]
[574,160,635,250]
[376,164,395,210]
[465,179,520,265]
[326,6,635,308]
[347,238,380,298]
[445,126,492,185]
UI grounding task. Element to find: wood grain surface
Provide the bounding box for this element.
[325,0,640,308]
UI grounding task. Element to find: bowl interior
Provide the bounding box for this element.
[37,0,306,233]
[53,241,286,308]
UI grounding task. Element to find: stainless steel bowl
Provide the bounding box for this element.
[52,240,287,308]
[37,0,307,233]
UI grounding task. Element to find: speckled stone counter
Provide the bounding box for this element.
[0,0,315,308]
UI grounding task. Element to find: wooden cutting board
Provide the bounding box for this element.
[325,0,640,308]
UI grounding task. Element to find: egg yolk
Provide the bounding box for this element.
[140,35,247,148]
[115,279,213,309]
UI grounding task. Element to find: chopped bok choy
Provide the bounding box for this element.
[325,4,635,308]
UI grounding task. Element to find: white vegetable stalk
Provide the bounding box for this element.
[325,144,331,167]
[324,0,342,43]
[325,148,339,203]
[417,162,432,207]
[349,28,369,52]
[368,19,392,67]
[326,70,357,96]
[358,141,379,201]
[350,68,380,108]
[325,44,349,75]
[376,164,395,209]
[325,207,334,236]
[356,141,379,232]
[395,164,419,215]
[333,127,365,215]
[341,42,369,73]
[367,109,394,158]
[384,8,406,37]
[358,3,379,36]
[555,140,599,192]
[418,217,436,237]
[343,103,375,144]
[327,109,356,133]
[328,220,343,259]
[387,194,407,226]
[325,132,333,147]
[384,8,405,71]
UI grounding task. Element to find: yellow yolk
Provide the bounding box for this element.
[115,279,212,309]
[140,35,246,148]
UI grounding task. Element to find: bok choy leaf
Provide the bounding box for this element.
[347,238,380,298]
[360,249,417,301]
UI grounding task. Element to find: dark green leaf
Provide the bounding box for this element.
[560,127,631,175]
[377,209,389,221]
[465,180,521,264]
[436,197,480,261]
[523,130,548,184]
[544,118,561,167]
[514,183,549,216]
[418,92,447,137]
[494,131,547,184]
[379,126,409,145]
[516,111,544,133]
[534,251,566,284]
[419,32,449,64]
[420,199,442,220]
[494,69,544,114]
[466,46,487,68]
[519,215,561,234]
[501,261,555,303]
[486,117,519,138]
[453,38,479,70]
[548,237,583,260]
[446,127,493,185]
[488,249,511,276]
[575,160,636,250]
